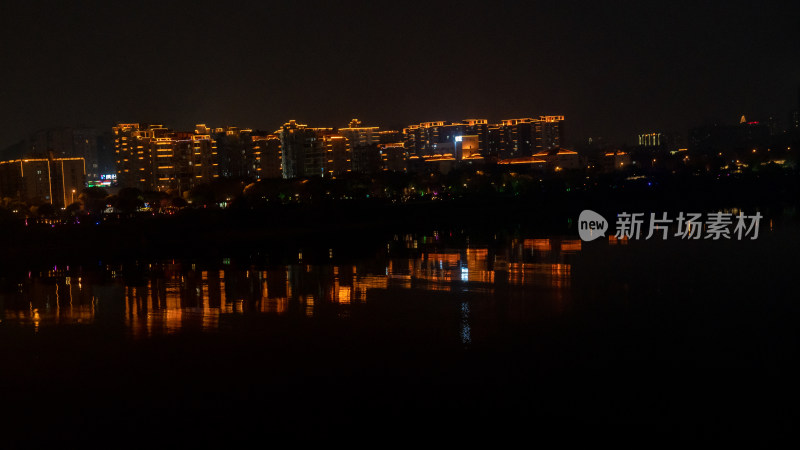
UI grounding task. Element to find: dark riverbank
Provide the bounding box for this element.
[2,168,799,270]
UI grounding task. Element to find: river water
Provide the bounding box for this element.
[1,227,797,441]
[1,233,582,339]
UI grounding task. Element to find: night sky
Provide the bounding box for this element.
[1,0,798,149]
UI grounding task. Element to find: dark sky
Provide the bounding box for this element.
[1,0,798,149]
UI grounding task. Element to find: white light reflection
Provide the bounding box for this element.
[459,301,471,345]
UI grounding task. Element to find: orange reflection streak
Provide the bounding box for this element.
[353,275,388,302]
[559,240,582,253]
[465,248,494,284]
[119,266,228,337]
[338,286,352,304]
[427,252,461,266]
[219,270,228,311]
[523,239,551,252]
[507,263,572,288]
[415,251,463,285]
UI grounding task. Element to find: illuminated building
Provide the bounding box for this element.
[637,132,683,151]
[190,130,219,185]
[213,126,262,179]
[403,117,561,161]
[152,132,180,192]
[534,115,564,152]
[638,132,663,147]
[337,119,381,147]
[376,129,404,143]
[485,116,564,159]
[107,115,568,183]
[278,120,333,179]
[486,124,510,158]
[498,118,536,157]
[168,132,218,193]
[0,156,86,207]
[324,135,350,178]
[114,123,218,192]
[252,134,282,179]
[337,119,398,175]
[601,150,631,172]
[455,135,481,160]
[303,127,334,178]
[532,148,580,170]
[403,121,473,156]
[380,143,409,172]
[280,119,393,179]
[114,123,164,191]
[496,156,545,167]
[461,119,489,153]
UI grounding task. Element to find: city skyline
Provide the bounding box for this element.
[3,1,800,442]
[1,1,798,150]
[3,105,797,205]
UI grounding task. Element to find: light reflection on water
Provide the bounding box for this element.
[0,235,582,338]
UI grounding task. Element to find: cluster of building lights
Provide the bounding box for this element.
[112,116,572,192]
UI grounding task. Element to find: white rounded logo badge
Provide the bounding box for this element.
[578,210,608,241]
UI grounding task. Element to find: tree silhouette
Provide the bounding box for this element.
[114,187,144,214]
[35,203,56,217]
[79,187,109,214]
[65,202,82,217]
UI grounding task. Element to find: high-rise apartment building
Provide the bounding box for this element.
[324,135,350,178]
[535,115,564,152]
[212,126,264,179]
[114,123,218,192]
[338,119,381,148]
[252,134,282,179]
[380,143,409,172]
[278,120,334,179]
[403,121,465,156]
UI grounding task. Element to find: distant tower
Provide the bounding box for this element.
[535,115,565,151]
[791,86,800,132]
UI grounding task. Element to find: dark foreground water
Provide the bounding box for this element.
[1,227,798,442]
